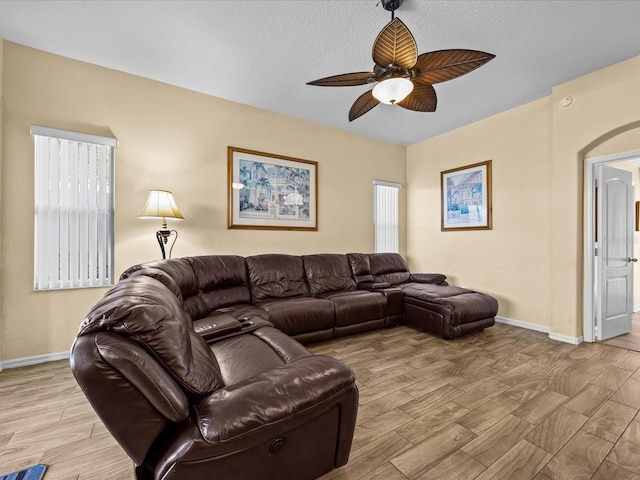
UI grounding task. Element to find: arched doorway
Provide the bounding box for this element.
[582,123,640,344]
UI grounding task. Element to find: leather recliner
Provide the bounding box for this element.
[71,274,358,480]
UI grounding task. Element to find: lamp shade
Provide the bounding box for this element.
[139,190,184,223]
[372,77,414,105]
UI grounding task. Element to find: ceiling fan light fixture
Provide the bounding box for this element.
[306,2,494,120]
[372,77,414,105]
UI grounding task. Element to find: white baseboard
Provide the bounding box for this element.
[635,304,640,313]
[495,316,549,334]
[548,333,584,345]
[2,351,70,369]
[495,316,583,345]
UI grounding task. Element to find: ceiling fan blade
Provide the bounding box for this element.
[413,49,495,85]
[349,90,380,121]
[307,72,376,87]
[397,83,437,112]
[372,18,418,69]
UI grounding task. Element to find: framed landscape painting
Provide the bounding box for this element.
[228,147,318,230]
[441,160,492,231]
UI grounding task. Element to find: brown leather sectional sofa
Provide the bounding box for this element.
[70,252,498,480]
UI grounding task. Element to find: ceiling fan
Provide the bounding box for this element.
[307,0,495,121]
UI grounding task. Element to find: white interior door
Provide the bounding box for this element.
[596,164,635,340]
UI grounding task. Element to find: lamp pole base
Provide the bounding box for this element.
[155,229,178,259]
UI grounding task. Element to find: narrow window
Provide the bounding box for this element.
[31,126,116,290]
[373,180,400,253]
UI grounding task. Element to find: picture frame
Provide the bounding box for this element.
[636,201,639,232]
[441,160,492,231]
[228,146,318,230]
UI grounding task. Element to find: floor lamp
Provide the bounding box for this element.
[139,190,184,259]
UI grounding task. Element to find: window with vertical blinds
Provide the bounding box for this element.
[373,180,400,253]
[31,126,116,290]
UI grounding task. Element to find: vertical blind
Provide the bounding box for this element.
[373,180,400,253]
[31,126,116,290]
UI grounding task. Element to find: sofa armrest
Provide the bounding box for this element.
[71,334,187,465]
[357,281,391,290]
[194,355,356,443]
[410,273,447,285]
[95,333,190,422]
[193,314,242,340]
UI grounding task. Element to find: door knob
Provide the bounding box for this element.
[628,257,638,263]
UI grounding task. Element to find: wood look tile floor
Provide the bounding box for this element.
[2,323,640,479]
[602,313,640,353]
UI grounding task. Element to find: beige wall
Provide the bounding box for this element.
[3,38,640,361]
[406,98,553,330]
[407,55,640,340]
[550,56,640,338]
[0,41,406,361]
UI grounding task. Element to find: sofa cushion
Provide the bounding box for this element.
[208,326,312,385]
[247,254,310,301]
[346,253,374,284]
[188,255,252,311]
[303,254,357,296]
[369,253,411,285]
[320,290,386,327]
[79,276,223,398]
[401,283,470,299]
[257,297,335,336]
[402,283,498,314]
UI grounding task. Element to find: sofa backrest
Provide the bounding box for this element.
[346,253,374,284]
[246,254,310,301]
[187,255,252,311]
[302,254,357,296]
[121,258,195,301]
[121,256,251,320]
[78,275,223,399]
[369,253,411,285]
[348,252,411,286]
[121,252,415,307]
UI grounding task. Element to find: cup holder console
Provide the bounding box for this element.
[239,319,254,328]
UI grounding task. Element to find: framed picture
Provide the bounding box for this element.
[228,147,318,230]
[441,160,492,231]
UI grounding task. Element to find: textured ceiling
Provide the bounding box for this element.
[1,0,640,145]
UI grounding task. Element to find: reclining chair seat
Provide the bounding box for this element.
[255,296,336,342]
[150,330,357,480]
[303,254,387,337]
[247,254,337,343]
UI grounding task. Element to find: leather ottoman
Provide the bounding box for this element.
[400,283,498,339]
